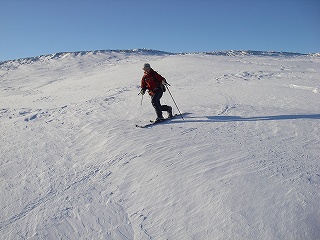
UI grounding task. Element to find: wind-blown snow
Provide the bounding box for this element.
[0,49,320,239]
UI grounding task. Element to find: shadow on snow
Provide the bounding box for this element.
[174,113,320,123]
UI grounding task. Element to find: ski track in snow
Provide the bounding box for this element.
[0,50,320,239]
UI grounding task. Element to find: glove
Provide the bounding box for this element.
[140,88,146,95]
[162,80,169,86]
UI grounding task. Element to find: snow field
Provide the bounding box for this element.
[0,50,320,239]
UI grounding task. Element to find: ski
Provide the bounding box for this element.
[136,114,181,128]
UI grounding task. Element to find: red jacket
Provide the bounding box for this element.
[141,68,165,96]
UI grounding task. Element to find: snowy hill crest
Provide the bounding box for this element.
[1,49,319,67]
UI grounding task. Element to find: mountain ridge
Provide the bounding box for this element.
[1,49,319,66]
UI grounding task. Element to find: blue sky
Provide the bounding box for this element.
[1,0,319,61]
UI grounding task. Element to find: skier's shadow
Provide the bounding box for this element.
[174,113,320,123]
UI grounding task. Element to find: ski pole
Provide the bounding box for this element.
[138,92,144,105]
[165,85,184,120]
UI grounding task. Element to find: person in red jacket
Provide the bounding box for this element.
[140,63,173,122]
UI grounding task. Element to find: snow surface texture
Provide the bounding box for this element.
[1,49,320,239]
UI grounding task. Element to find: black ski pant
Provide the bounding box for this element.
[151,90,171,119]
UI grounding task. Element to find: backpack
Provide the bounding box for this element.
[153,72,166,92]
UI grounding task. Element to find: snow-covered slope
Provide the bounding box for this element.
[1,49,320,239]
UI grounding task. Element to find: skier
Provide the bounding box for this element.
[140,63,173,122]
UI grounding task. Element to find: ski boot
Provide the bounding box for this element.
[154,117,165,123]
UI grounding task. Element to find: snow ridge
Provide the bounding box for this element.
[1,49,319,66]
[0,49,173,66]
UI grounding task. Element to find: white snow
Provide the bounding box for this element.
[1,49,320,239]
